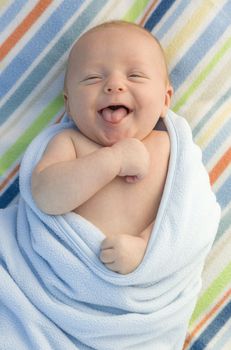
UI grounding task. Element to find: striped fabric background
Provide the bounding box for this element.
[0,1,230,349]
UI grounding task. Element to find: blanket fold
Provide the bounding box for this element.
[0,110,220,350]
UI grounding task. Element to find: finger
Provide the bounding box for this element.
[104,262,119,273]
[101,238,114,250]
[125,175,140,183]
[100,248,115,264]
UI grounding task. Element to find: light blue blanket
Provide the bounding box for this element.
[0,110,220,350]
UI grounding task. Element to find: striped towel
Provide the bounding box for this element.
[0,1,230,349]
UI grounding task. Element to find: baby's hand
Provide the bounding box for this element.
[100,234,147,274]
[111,138,150,183]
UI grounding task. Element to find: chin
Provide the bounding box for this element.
[103,139,120,147]
[99,131,131,146]
[108,135,136,146]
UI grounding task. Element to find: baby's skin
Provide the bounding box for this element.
[32,128,169,274]
[99,137,153,274]
[32,21,172,274]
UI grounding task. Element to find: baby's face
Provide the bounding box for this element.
[64,26,173,146]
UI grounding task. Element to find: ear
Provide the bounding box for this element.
[63,92,71,115]
[161,84,174,117]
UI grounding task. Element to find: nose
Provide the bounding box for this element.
[103,74,126,94]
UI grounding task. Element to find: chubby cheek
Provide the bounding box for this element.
[75,92,97,116]
[138,96,163,119]
[67,95,86,119]
[149,91,166,115]
[136,96,165,133]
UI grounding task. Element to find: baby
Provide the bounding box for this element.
[32,20,173,274]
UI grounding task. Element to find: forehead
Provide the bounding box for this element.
[69,25,164,67]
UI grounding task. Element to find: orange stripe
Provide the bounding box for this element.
[0,0,52,60]
[183,288,231,349]
[209,147,231,185]
[0,164,20,192]
[139,0,159,27]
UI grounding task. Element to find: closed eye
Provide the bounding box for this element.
[129,73,142,77]
[86,76,102,80]
[128,73,148,79]
[81,75,103,84]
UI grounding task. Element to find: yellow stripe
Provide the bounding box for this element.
[173,35,231,113]
[199,229,231,292]
[196,102,231,147]
[165,1,212,63]
[0,0,9,11]
[186,58,231,123]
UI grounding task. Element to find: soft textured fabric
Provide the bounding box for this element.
[0,110,220,350]
[1,3,230,348]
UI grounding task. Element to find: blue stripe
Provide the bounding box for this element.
[0,0,107,125]
[201,116,231,165]
[170,0,231,91]
[211,322,231,349]
[0,0,84,99]
[144,0,176,31]
[155,0,189,40]
[0,178,19,209]
[0,0,25,33]
[189,300,231,349]
[216,176,231,210]
[215,207,231,242]
[193,87,231,138]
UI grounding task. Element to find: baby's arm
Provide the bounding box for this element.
[32,131,150,215]
[100,221,154,274]
[32,131,120,214]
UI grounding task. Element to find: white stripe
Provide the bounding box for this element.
[90,0,133,26]
[208,317,231,349]
[0,70,65,154]
[162,0,227,70]
[211,157,231,196]
[152,0,179,35]
[206,134,231,178]
[172,28,231,115]
[1,1,62,69]
[0,1,38,44]
[0,0,89,125]
[199,217,231,293]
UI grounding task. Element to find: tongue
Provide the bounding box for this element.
[101,107,128,123]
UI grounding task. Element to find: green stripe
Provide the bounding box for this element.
[0,94,64,175]
[190,261,231,325]
[123,0,150,22]
[173,36,231,112]
[215,207,231,241]
[0,0,149,177]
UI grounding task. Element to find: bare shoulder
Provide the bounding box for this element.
[145,130,170,157]
[33,128,79,173]
[43,128,78,157]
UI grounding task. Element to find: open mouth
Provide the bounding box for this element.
[98,105,132,124]
[106,105,130,112]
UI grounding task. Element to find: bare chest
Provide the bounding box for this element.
[73,132,170,237]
